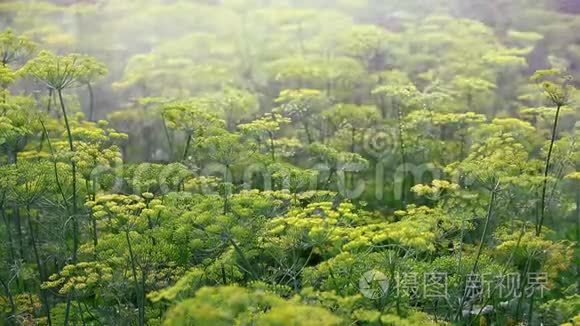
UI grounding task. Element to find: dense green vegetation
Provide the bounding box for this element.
[0,0,579,325]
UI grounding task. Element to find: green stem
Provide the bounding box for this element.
[182,132,193,161]
[58,89,78,326]
[125,230,144,326]
[76,299,86,326]
[229,238,258,280]
[0,276,16,323]
[515,254,534,322]
[456,181,499,321]
[223,165,230,214]
[396,102,407,204]
[161,113,175,161]
[268,131,275,162]
[470,222,528,324]
[14,207,23,261]
[39,119,69,211]
[26,206,52,326]
[1,204,16,267]
[86,179,98,250]
[537,104,561,236]
[58,89,78,261]
[46,88,53,114]
[575,186,580,293]
[303,121,313,144]
[87,82,94,121]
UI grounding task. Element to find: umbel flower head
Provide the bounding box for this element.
[23,51,98,90]
[530,69,574,107]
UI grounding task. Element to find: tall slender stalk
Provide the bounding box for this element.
[58,89,78,326]
[182,132,193,161]
[39,119,70,211]
[456,181,499,321]
[1,203,16,266]
[303,121,313,144]
[396,103,407,204]
[76,299,86,326]
[87,82,94,121]
[85,180,98,250]
[0,276,16,324]
[576,188,580,292]
[14,207,23,261]
[26,206,52,326]
[515,253,534,321]
[46,89,53,114]
[469,222,528,325]
[125,230,144,326]
[537,104,562,236]
[229,238,258,280]
[57,89,78,261]
[139,269,147,325]
[161,113,175,161]
[223,164,230,214]
[473,181,500,272]
[268,131,276,162]
[36,89,54,153]
[64,293,72,326]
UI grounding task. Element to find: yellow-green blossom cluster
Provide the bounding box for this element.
[42,262,113,296]
[411,179,460,198]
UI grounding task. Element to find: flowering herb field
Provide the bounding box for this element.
[0,1,579,325]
